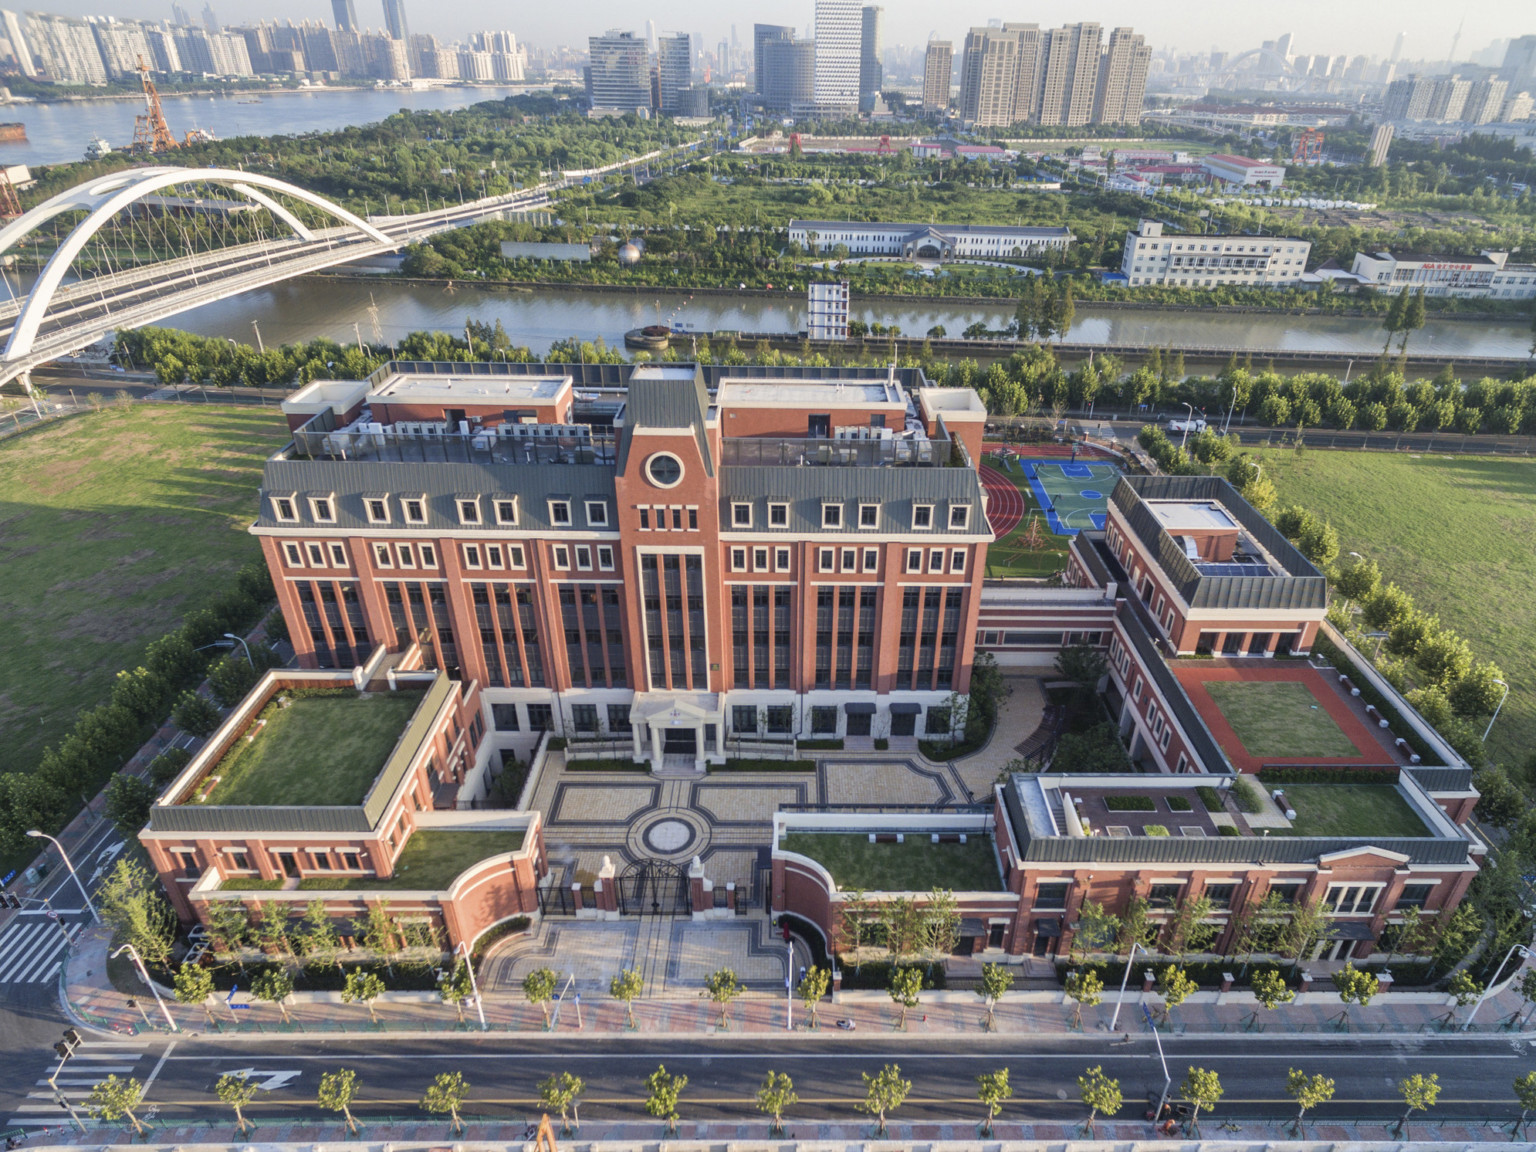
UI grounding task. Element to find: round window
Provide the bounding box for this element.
[645,452,684,488]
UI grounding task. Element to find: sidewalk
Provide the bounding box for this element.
[63,919,1535,1042]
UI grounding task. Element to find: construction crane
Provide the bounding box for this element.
[131,56,179,155]
[0,171,21,220]
[1292,128,1324,166]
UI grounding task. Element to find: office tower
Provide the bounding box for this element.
[380,0,407,41]
[25,13,108,83]
[1367,122,1393,166]
[645,20,656,53]
[170,3,192,25]
[922,39,951,112]
[587,29,650,113]
[859,6,882,98]
[958,25,1021,126]
[717,38,729,73]
[330,0,356,33]
[1273,31,1292,61]
[753,24,792,95]
[760,36,814,110]
[1037,22,1100,127]
[1391,31,1405,63]
[201,3,218,31]
[1461,78,1506,123]
[1,9,35,76]
[1092,26,1148,124]
[812,0,861,113]
[1502,35,1536,91]
[656,33,691,114]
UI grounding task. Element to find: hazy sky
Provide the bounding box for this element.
[38,0,1535,59]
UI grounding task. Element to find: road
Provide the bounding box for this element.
[5,1029,1536,1132]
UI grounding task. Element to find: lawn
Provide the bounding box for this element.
[779,833,1003,891]
[198,691,426,807]
[1253,448,1536,773]
[300,829,526,891]
[1278,784,1429,838]
[1203,681,1362,758]
[983,460,1070,579]
[0,404,288,773]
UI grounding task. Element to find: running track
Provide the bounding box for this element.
[980,463,1025,540]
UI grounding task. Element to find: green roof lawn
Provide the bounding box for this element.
[198,691,425,808]
[1277,784,1429,838]
[780,833,1003,891]
[297,829,526,891]
[1204,681,1361,758]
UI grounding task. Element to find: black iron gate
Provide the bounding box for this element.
[617,860,690,916]
[538,878,573,916]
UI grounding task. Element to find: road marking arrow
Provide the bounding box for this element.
[219,1068,302,1092]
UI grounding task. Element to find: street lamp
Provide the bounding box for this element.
[1482,679,1511,743]
[1142,1002,1173,1125]
[26,831,100,923]
[111,943,179,1032]
[1108,940,1150,1032]
[1461,943,1531,1031]
[1178,402,1195,449]
[223,632,254,668]
[452,940,489,1032]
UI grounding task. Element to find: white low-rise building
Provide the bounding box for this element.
[1200,152,1287,189]
[1349,249,1536,299]
[1120,220,1311,288]
[788,219,1073,260]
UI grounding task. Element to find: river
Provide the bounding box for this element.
[159,277,1536,361]
[0,84,537,167]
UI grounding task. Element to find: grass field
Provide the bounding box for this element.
[1203,681,1362,758]
[1279,784,1428,839]
[200,691,426,808]
[779,833,1004,891]
[983,464,1070,579]
[217,828,528,891]
[1253,448,1536,772]
[0,404,289,774]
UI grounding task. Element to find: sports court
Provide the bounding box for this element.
[1021,459,1120,535]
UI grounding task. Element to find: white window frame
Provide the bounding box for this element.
[402,496,427,525]
[731,502,753,528]
[272,494,299,523]
[906,548,922,573]
[585,500,609,527]
[548,499,572,527]
[575,545,593,571]
[768,502,789,527]
[372,542,393,568]
[951,548,966,573]
[949,504,971,530]
[396,543,417,568]
[282,542,303,567]
[364,497,391,524]
[818,547,835,572]
[841,547,857,572]
[419,543,438,568]
[597,545,615,571]
[753,547,769,571]
[462,543,483,569]
[821,503,843,529]
[308,495,337,524]
[493,497,519,526]
[328,542,348,567]
[552,545,571,570]
[731,547,747,571]
[858,502,879,528]
[457,497,482,525]
[508,544,527,569]
[863,547,878,572]
[486,544,505,569]
[913,503,934,529]
[305,542,328,568]
[929,548,945,573]
[775,547,791,572]
[1325,883,1385,915]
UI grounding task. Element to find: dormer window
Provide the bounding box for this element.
[949,504,971,530]
[364,497,390,524]
[272,495,298,522]
[858,503,879,528]
[913,504,933,529]
[821,503,842,529]
[494,498,518,526]
[585,500,609,527]
[308,496,336,523]
[769,503,789,527]
[549,500,572,527]
[402,497,426,524]
[731,502,753,528]
[457,498,481,525]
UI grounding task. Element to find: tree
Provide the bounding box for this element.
[522,966,559,1028]
[1447,969,1483,1024]
[858,1064,911,1137]
[976,1067,1012,1136]
[1078,1066,1121,1137]
[98,859,177,969]
[356,901,402,975]
[1157,965,1197,1025]
[174,961,216,1025]
[610,967,644,1030]
[341,969,385,1023]
[1072,899,1121,959]
[295,900,341,971]
[922,888,961,959]
[1114,896,1151,955]
[1519,969,1536,1027]
[104,774,155,838]
[1331,963,1380,1027]
[755,1071,798,1136]
[1399,288,1427,355]
[839,891,871,966]
[798,966,830,1029]
[251,967,294,1023]
[1334,555,1381,606]
[216,1072,259,1136]
[888,965,923,1029]
[437,961,474,1024]
[1381,289,1407,356]
[1249,967,1295,1028]
[1064,967,1104,1030]
[979,962,1014,1031]
[422,1070,468,1134]
[1277,899,1331,961]
[538,1071,584,1134]
[1180,1066,1223,1136]
[1513,1071,1536,1138]
[1285,1069,1335,1134]
[1162,894,1216,961]
[1396,1072,1440,1139]
[173,690,222,737]
[1054,644,1108,691]
[704,967,743,1027]
[318,1068,362,1135]
[87,1075,148,1137]
[643,1065,687,1135]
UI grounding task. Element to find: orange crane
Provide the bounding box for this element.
[0,171,21,220]
[131,56,179,155]
[1292,128,1324,166]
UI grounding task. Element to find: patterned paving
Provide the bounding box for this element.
[690,782,806,824]
[822,759,952,805]
[668,920,789,989]
[549,781,658,825]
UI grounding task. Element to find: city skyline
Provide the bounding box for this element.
[9,0,1532,61]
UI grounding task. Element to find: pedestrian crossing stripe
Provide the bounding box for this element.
[6,1043,150,1130]
[0,918,79,984]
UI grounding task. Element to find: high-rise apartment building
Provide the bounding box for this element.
[1037,21,1101,127]
[25,13,108,84]
[587,30,650,115]
[1499,35,1536,91]
[760,36,814,111]
[858,5,882,100]
[753,23,793,96]
[380,0,407,41]
[330,0,357,34]
[1367,122,1394,166]
[655,33,692,115]
[1092,26,1149,125]
[958,24,1022,127]
[1,9,35,76]
[201,3,219,32]
[921,39,951,113]
[1426,75,1471,121]
[812,0,861,114]
[1382,74,1435,119]
[1006,23,1043,124]
[1462,78,1508,125]
[87,16,152,79]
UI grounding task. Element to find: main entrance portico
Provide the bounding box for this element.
[628,692,726,773]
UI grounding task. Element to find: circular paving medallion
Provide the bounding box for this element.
[643,818,695,854]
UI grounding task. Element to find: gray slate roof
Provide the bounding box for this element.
[719,465,985,533]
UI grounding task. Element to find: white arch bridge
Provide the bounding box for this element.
[0,165,553,390]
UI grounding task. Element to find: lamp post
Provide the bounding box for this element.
[1482,680,1510,743]
[1142,1002,1172,1124]
[26,831,99,923]
[1178,402,1195,449]
[452,940,489,1032]
[222,632,254,668]
[1108,940,1149,1033]
[1461,943,1531,1031]
[111,943,179,1032]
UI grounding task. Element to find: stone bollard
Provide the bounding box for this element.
[1142,969,1156,994]
[1220,971,1234,993]
[571,882,583,914]
[1299,970,1313,994]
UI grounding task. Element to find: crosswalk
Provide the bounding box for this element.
[6,1040,153,1131]
[0,916,81,985]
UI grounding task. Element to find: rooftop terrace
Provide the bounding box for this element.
[716,377,906,408]
[779,831,1004,892]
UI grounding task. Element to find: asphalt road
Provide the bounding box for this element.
[8,1030,1536,1131]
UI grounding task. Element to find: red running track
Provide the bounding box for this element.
[980,464,1025,540]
